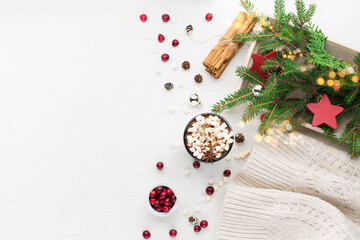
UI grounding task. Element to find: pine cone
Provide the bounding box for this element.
[164,82,174,90]
[194,74,203,83]
[235,133,245,143]
[186,25,193,35]
[188,216,199,225]
[182,61,190,70]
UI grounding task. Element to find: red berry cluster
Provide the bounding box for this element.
[194,220,208,233]
[149,186,177,213]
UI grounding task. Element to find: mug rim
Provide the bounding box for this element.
[183,112,234,163]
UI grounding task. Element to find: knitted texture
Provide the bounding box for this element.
[216,131,360,240]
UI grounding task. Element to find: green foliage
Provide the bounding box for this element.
[260,58,282,72]
[354,53,360,73]
[233,31,274,42]
[274,0,285,31]
[212,86,254,113]
[212,0,360,158]
[338,109,360,158]
[240,0,255,13]
[306,24,346,70]
[305,4,316,22]
[295,0,306,23]
[258,39,283,54]
[236,66,265,86]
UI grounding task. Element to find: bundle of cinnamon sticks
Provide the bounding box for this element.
[203,12,256,79]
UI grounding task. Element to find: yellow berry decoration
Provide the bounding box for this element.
[283,54,287,58]
[259,18,268,27]
[317,77,325,85]
[338,71,346,78]
[327,79,334,87]
[352,75,359,83]
[299,53,304,57]
[328,71,336,78]
[334,80,340,86]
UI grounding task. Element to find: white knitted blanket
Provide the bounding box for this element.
[216,131,360,240]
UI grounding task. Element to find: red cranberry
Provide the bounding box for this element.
[166,188,173,196]
[172,39,179,47]
[154,199,160,207]
[163,205,171,212]
[156,162,164,170]
[223,169,231,177]
[149,199,156,206]
[200,220,208,228]
[205,13,213,21]
[164,198,172,206]
[194,225,201,232]
[170,195,177,203]
[155,205,162,212]
[193,161,200,169]
[149,190,157,198]
[260,114,266,121]
[143,230,151,239]
[162,14,170,22]
[155,186,164,194]
[158,34,165,42]
[169,229,177,237]
[161,53,169,62]
[160,191,168,199]
[140,14,147,22]
[206,186,214,195]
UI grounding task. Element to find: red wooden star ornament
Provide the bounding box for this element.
[250,51,277,80]
[306,94,344,129]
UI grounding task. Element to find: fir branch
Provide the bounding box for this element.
[304,3,316,23]
[212,87,254,113]
[259,40,282,53]
[339,111,360,145]
[260,59,282,72]
[339,110,360,158]
[281,39,297,50]
[240,0,255,13]
[354,52,360,73]
[345,86,360,104]
[242,109,256,122]
[233,31,274,42]
[282,26,296,41]
[259,98,280,135]
[295,0,306,24]
[292,116,312,129]
[236,66,266,86]
[275,76,316,94]
[288,12,301,29]
[271,107,294,124]
[274,0,285,31]
[248,99,277,110]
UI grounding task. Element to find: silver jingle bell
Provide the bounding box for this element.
[252,84,263,96]
[189,93,201,106]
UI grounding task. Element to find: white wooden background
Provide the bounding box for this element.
[0,0,359,239]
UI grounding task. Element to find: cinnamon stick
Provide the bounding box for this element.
[203,12,256,79]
